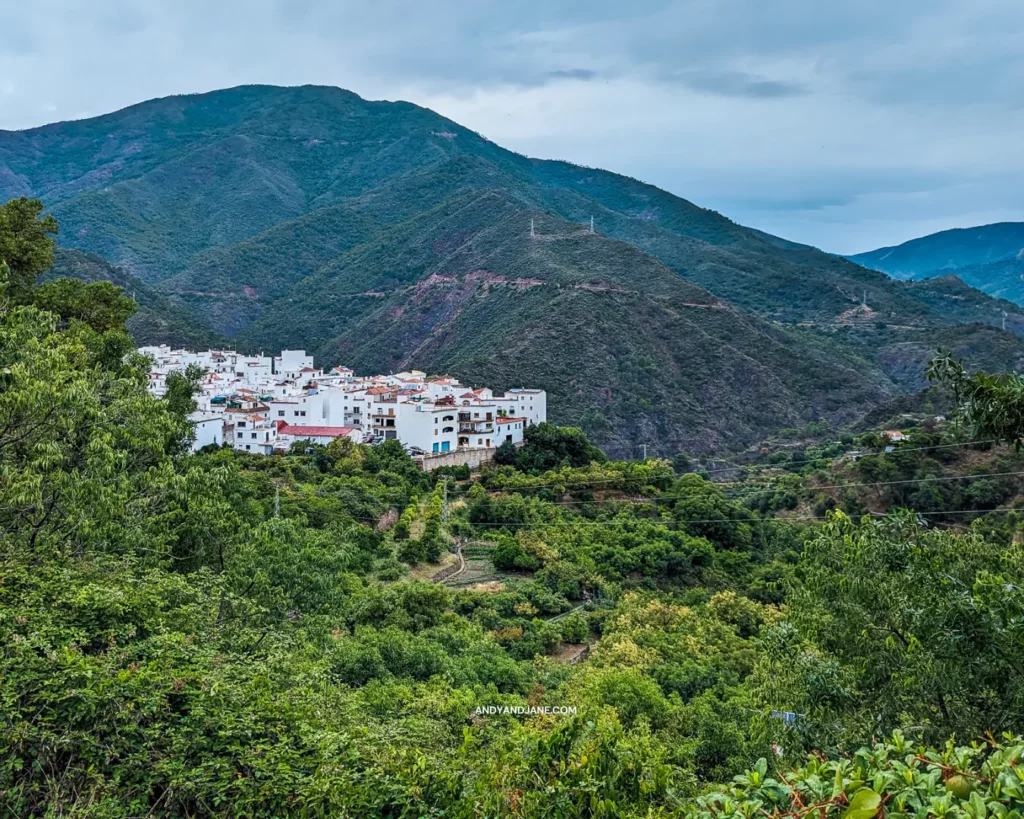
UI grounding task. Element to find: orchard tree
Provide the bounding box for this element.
[781,510,1024,746]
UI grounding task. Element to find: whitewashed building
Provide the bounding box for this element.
[188,411,226,452]
[275,423,363,449]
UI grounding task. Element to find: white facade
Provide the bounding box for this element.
[188,412,225,452]
[275,423,363,449]
[496,417,526,446]
[230,414,278,455]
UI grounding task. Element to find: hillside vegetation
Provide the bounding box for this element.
[4,206,1024,815]
[45,248,226,349]
[239,189,893,456]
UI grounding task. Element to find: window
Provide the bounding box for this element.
[238,421,246,428]
[245,445,251,451]
[251,433,257,439]
[442,426,454,433]
[278,410,285,417]
[432,443,439,453]
[442,415,454,422]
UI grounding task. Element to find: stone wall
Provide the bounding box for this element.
[414,446,499,472]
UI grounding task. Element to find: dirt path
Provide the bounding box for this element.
[432,540,466,583]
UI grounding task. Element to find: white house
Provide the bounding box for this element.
[496,416,526,446]
[493,389,547,427]
[275,422,362,448]
[188,411,225,452]
[230,413,278,455]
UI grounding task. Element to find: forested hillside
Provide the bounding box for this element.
[46,247,228,348]
[5,85,1024,456]
[4,200,1024,817]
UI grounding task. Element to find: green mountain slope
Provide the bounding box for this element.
[849,222,1024,278]
[45,248,226,349]
[938,258,1024,305]
[0,85,504,279]
[2,84,1016,336]
[161,204,382,335]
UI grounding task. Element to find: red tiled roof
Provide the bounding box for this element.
[277,423,356,438]
[366,386,392,395]
[496,417,525,424]
[460,392,477,399]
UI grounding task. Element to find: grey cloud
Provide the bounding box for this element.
[546,68,598,81]
[666,69,806,98]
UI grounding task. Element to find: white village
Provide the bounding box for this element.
[140,345,547,469]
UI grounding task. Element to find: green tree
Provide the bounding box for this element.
[164,363,205,417]
[513,422,607,472]
[31,277,137,332]
[928,355,1024,446]
[0,197,58,295]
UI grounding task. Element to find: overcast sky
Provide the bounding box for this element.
[2,0,1023,253]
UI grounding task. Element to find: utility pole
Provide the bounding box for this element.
[862,290,867,308]
[590,215,594,234]
[1004,311,1009,331]
[530,218,535,238]
[640,443,648,461]
[274,484,280,518]
[441,478,449,523]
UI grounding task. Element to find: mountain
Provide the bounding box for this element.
[849,223,1024,306]
[849,223,1024,278]
[933,258,1024,305]
[5,84,1024,456]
